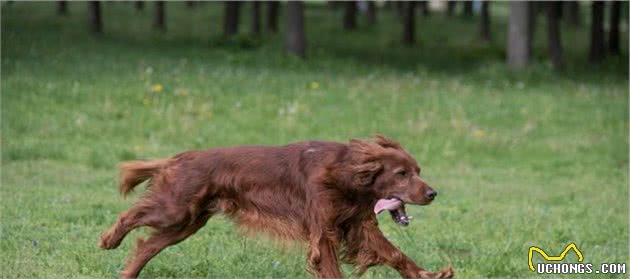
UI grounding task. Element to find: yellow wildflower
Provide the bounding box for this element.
[150,83,163,93]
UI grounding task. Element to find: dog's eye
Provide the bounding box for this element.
[396,170,407,177]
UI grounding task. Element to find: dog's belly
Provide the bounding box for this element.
[232,207,308,241]
[212,186,308,241]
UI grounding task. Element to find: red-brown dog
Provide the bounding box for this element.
[99,135,453,279]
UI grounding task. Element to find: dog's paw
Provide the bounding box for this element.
[439,266,454,278]
[98,231,120,250]
[418,266,454,279]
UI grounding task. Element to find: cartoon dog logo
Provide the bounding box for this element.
[528,243,584,272]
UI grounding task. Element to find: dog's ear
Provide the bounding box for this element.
[351,161,383,186]
[350,138,384,161]
[349,139,385,186]
[374,134,402,150]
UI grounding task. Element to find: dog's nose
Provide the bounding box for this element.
[425,190,437,200]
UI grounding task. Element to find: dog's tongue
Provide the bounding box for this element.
[374,198,403,214]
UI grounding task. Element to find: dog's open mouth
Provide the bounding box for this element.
[374,198,409,226]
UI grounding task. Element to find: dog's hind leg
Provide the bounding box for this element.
[119,211,213,279]
[99,203,152,250]
[99,195,201,250]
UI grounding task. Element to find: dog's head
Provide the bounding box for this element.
[349,135,437,226]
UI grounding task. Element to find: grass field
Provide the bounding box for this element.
[1,2,628,278]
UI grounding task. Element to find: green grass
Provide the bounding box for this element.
[1,2,628,278]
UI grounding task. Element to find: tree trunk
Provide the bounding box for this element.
[251,1,261,34]
[447,1,456,16]
[396,1,404,18]
[608,1,620,55]
[57,1,67,16]
[223,1,240,36]
[527,1,539,58]
[588,1,605,63]
[384,1,392,11]
[402,1,415,45]
[135,1,144,11]
[555,2,563,20]
[153,1,166,32]
[507,1,530,69]
[267,1,279,33]
[366,1,376,25]
[463,1,473,17]
[285,1,305,57]
[88,1,102,34]
[327,1,338,11]
[565,1,581,27]
[343,1,357,30]
[480,0,490,41]
[547,1,563,68]
[418,1,430,16]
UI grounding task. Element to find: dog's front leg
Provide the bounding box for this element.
[304,181,344,279]
[307,232,343,279]
[361,225,453,279]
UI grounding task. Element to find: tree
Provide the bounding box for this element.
[463,1,473,17]
[447,1,457,17]
[343,1,357,30]
[588,1,605,63]
[565,1,581,27]
[402,1,416,45]
[285,1,305,57]
[366,1,376,25]
[223,1,240,36]
[555,2,563,20]
[267,1,279,33]
[418,1,430,17]
[251,1,261,34]
[395,1,404,17]
[480,0,490,41]
[57,1,67,16]
[546,1,563,68]
[153,1,166,32]
[608,1,621,55]
[507,1,531,69]
[88,1,102,34]
[135,1,144,12]
[384,1,393,11]
[528,1,540,58]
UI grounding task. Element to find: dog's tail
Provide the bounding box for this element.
[119,159,172,197]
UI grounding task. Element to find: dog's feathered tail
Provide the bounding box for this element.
[119,159,172,197]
